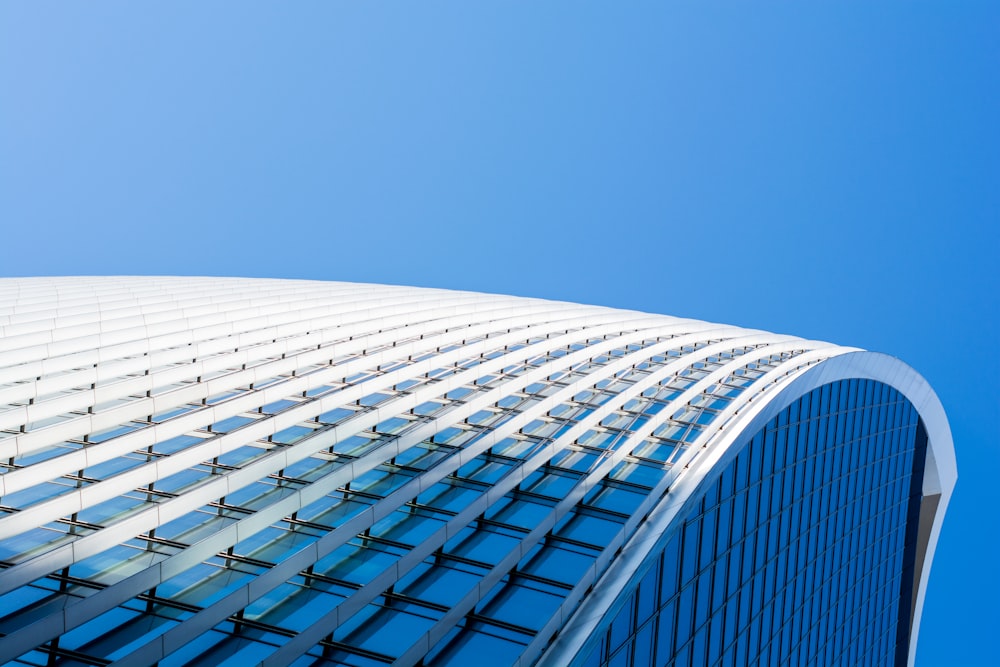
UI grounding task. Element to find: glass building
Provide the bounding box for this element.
[0,277,955,667]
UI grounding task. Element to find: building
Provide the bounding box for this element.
[0,277,955,667]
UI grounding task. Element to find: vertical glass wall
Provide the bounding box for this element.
[579,379,926,667]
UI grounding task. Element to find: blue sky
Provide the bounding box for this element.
[1,2,997,664]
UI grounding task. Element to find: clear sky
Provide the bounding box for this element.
[1,2,997,665]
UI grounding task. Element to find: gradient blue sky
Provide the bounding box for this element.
[1,3,997,665]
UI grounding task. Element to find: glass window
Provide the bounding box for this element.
[479,578,565,632]
[579,380,924,667]
[426,624,529,667]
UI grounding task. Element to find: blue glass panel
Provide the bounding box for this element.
[479,578,565,632]
[427,624,528,667]
[522,541,598,586]
[579,380,926,667]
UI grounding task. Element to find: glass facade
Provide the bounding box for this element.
[0,278,952,667]
[578,380,926,667]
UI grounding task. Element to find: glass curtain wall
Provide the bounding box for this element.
[578,379,926,667]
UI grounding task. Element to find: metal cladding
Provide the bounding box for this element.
[0,277,955,667]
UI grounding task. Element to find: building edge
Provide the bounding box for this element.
[535,350,956,667]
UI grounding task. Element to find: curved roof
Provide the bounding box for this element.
[0,277,954,667]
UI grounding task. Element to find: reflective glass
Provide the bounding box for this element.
[582,380,926,667]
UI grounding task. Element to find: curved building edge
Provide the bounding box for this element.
[0,278,956,667]
[536,350,956,667]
